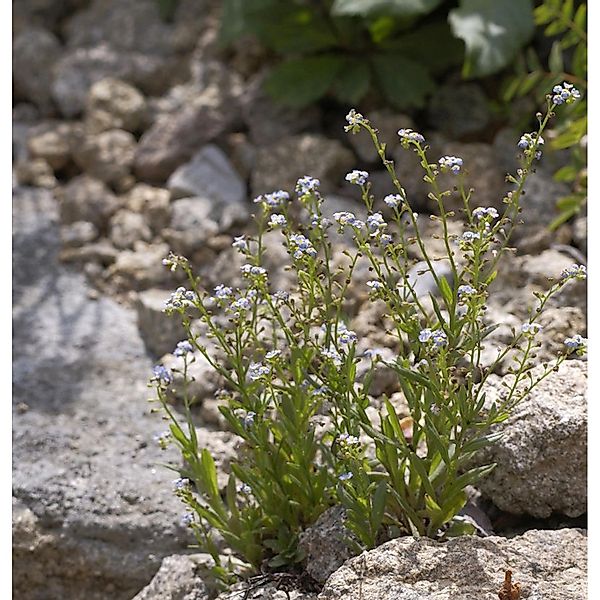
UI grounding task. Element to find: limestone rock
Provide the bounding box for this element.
[58,174,120,228]
[123,184,172,233]
[319,528,587,599]
[109,209,153,250]
[85,78,147,133]
[106,241,171,290]
[27,121,83,170]
[60,221,99,248]
[477,360,587,518]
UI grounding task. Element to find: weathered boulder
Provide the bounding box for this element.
[109,209,153,250]
[476,360,587,518]
[27,120,83,170]
[318,528,587,599]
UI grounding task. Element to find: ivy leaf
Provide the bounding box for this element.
[264,55,345,108]
[332,0,444,18]
[372,53,435,109]
[449,0,535,77]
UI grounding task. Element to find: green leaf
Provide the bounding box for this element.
[548,41,563,73]
[550,116,587,150]
[449,0,535,77]
[332,0,444,18]
[332,59,371,104]
[372,54,435,109]
[264,55,345,108]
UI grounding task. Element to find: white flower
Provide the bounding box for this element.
[345,170,369,186]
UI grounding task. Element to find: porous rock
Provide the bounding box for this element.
[60,221,99,248]
[57,174,120,228]
[477,360,587,518]
[318,528,587,599]
[299,505,357,585]
[85,77,147,133]
[132,553,215,600]
[251,135,354,197]
[106,241,171,290]
[74,128,137,189]
[123,184,172,233]
[109,209,153,250]
[27,120,83,170]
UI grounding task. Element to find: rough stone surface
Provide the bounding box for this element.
[109,209,153,250]
[477,360,587,518]
[517,170,571,229]
[51,44,171,118]
[124,184,172,233]
[298,506,357,585]
[218,583,317,600]
[318,528,587,599]
[61,220,100,248]
[427,83,491,139]
[168,145,246,205]
[14,158,57,189]
[57,174,120,228]
[251,135,354,197]
[12,186,193,599]
[27,120,83,170]
[86,77,147,133]
[132,553,215,600]
[74,129,137,189]
[136,289,187,357]
[572,216,587,254]
[106,241,171,290]
[13,27,62,113]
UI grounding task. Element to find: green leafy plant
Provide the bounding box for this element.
[150,84,585,585]
[219,0,535,109]
[502,0,586,229]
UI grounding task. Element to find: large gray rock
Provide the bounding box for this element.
[13,27,62,114]
[106,241,171,290]
[12,186,192,599]
[124,184,172,234]
[319,528,587,599]
[476,360,587,518]
[168,145,245,205]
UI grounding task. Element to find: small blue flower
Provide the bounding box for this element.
[367,280,384,292]
[268,214,287,228]
[296,176,321,195]
[248,362,270,381]
[398,128,425,146]
[265,350,281,360]
[345,109,366,131]
[461,231,481,242]
[214,284,233,300]
[560,264,586,281]
[338,472,353,481]
[323,347,342,366]
[345,170,369,186]
[180,512,195,527]
[164,287,197,312]
[232,236,249,252]
[254,190,290,208]
[367,212,387,234]
[551,82,581,105]
[472,207,499,221]
[240,264,267,277]
[173,477,190,491]
[521,322,542,336]
[438,156,463,174]
[231,297,252,312]
[564,335,587,352]
[152,365,173,385]
[338,328,357,345]
[237,483,253,495]
[173,340,193,357]
[419,328,433,343]
[383,194,403,209]
[333,211,365,230]
[458,285,476,297]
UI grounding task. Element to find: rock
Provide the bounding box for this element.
[406,260,454,299]
[168,145,246,204]
[164,198,220,255]
[12,187,194,600]
[60,221,99,248]
[27,121,83,170]
[109,209,153,250]
[477,360,587,518]
[13,27,62,114]
[427,83,491,139]
[124,184,172,233]
[318,528,587,599]
[52,44,171,118]
[241,71,321,146]
[58,175,120,228]
[299,506,356,585]
[132,554,215,600]
[106,241,171,290]
[13,0,88,33]
[251,135,354,197]
[135,289,187,357]
[85,78,147,133]
[60,240,119,267]
[14,158,57,189]
[74,129,137,189]
[135,63,243,182]
[517,169,571,229]
[218,583,317,600]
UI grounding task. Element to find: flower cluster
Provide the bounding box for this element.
[164,287,197,313]
[162,252,189,272]
[254,190,290,209]
[397,128,425,147]
[521,322,542,336]
[214,284,233,300]
[173,340,193,357]
[152,364,173,386]
[560,264,587,282]
[564,334,587,354]
[383,194,403,209]
[333,211,365,230]
[241,264,267,278]
[288,233,317,259]
[345,170,369,186]
[551,82,581,105]
[518,132,544,160]
[472,206,499,221]
[438,155,463,174]
[232,235,249,252]
[345,109,367,133]
[296,175,321,196]
[268,214,287,228]
[248,362,271,381]
[418,328,448,349]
